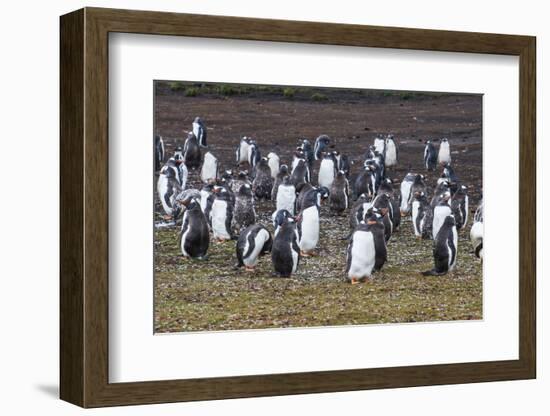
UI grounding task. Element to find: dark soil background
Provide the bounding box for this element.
[153,81,482,333]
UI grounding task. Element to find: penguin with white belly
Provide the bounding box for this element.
[157,160,183,219]
[272,164,289,201]
[155,135,165,171]
[329,170,349,215]
[378,178,401,231]
[438,138,451,165]
[192,117,207,148]
[314,135,330,160]
[470,199,483,260]
[233,184,256,232]
[200,151,218,183]
[407,174,427,208]
[296,188,322,256]
[431,180,451,208]
[373,135,386,155]
[273,209,293,237]
[235,224,272,272]
[236,136,251,166]
[178,197,210,260]
[318,152,337,189]
[384,135,398,167]
[298,139,314,169]
[371,194,394,242]
[399,172,416,216]
[451,185,469,230]
[422,215,458,276]
[208,187,235,242]
[411,191,433,239]
[199,183,215,213]
[346,209,387,284]
[348,193,373,236]
[271,217,301,277]
[432,191,452,240]
[267,152,280,179]
[252,157,273,200]
[183,132,202,171]
[424,140,437,171]
[276,176,297,216]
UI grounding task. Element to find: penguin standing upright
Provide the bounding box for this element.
[200,151,218,183]
[172,147,188,188]
[399,172,416,216]
[291,148,305,173]
[271,217,300,277]
[313,135,330,160]
[252,157,273,199]
[470,199,483,260]
[290,158,310,188]
[348,193,373,235]
[178,198,210,259]
[451,185,469,230]
[372,194,394,242]
[411,191,433,239]
[208,187,235,242]
[295,182,314,213]
[377,178,401,231]
[155,135,165,171]
[407,174,427,208]
[199,183,215,213]
[236,136,251,165]
[346,209,387,284]
[330,170,349,215]
[183,132,202,170]
[271,164,289,201]
[438,138,451,165]
[431,180,451,208]
[233,184,256,232]
[157,160,183,218]
[373,135,386,155]
[296,188,322,256]
[272,209,293,236]
[422,215,458,276]
[384,135,398,167]
[432,191,452,239]
[248,140,261,173]
[336,153,351,178]
[298,139,314,169]
[236,224,272,272]
[354,165,376,200]
[192,117,207,148]
[276,176,296,216]
[424,140,437,171]
[267,152,280,179]
[318,152,337,189]
[230,170,251,194]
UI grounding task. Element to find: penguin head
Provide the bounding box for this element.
[238,183,253,197]
[444,215,456,227]
[273,209,292,228]
[318,186,330,200]
[441,137,448,143]
[194,116,202,123]
[279,164,289,175]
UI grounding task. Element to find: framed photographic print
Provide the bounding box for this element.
[60,7,536,408]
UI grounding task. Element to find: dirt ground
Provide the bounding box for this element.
[153,82,482,333]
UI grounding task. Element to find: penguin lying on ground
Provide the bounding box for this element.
[233,184,256,232]
[422,215,458,276]
[235,224,272,272]
[271,216,300,277]
[178,197,210,260]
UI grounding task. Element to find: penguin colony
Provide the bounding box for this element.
[156,120,482,282]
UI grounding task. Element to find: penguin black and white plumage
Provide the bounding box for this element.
[233,183,256,232]
[451,185,469,230]
[364,153,385,190]
[431,180,451,208]
[296,188,322,256]
[318,152,337,189]
[354,166,376,201]
[229,170,251,194]
[295,182,314,213]
[373,135,386,155]
[314,135,330,160]
[157,160,183,218]
[441,163,459,194]
[267,152,280,179]
[200,151,218,183]
[438,138,451,165]
[336,153,351,178]
[276,175,296,216]
[371,193,394,242]
[399,172,416,216]
[384,135,398,167]
[155,135,165,171]
[208,187,235,241]
[172,147,188,188]
[183,132,202,170]
[236,136,251,165]
[422,215,458,276]
[364,145,376,161]
[199,183,215,213]
[252,157,273,199]
[271,216,300,277]
[271,164,289,201]
[298,139,314,169]
[346,210,387,284]
[192,117,207,148]
[470,199,483,260]
[432,191,452,239]
[348,193,373,234]
[178,198,210,259]
[411,191,433,239]
[290,158,310,189]
[424,140,437,171]
[236,224,272,271]
[407,174,427,208]
[377,178,401,231]
[329,170,349,215]
[273,209,293,237]
[248,140,261,172]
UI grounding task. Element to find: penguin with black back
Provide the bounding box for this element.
[178,197,210,260]
[411,191,433,239]
[155,135,165,171]
[298,139,314,169]
[183,131,202,171]
[192,117,207,148]
[424,140,437,171]
[290,158,310,189]
[314,135,330,160]
[451,185,469,229]
[431,180,451,208]
[371,193,394,242]
[378,178,401,231]
[295,182,314,213]
[271,216,301,277]
[422,215,458,276]
[354,165,376,201]
[157,160,183,219]
[272,164,289,201]
[432,191,452,239]
[329,170,350,215]
[248,140,261,176]
[347,193,373,237]
[273,209,293,237]
[407,174,427,208]
[252,157,273,199]
[235,224,272,272]
[233,183,256,232]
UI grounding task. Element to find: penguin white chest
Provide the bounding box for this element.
[291,156,300,173]
[374,138,385,154]
[237,142,250,163]
[433,206,451,239]
[400,180,413,213]
[276,185,296,215]
[448,226,458,270]
[318,160,335,188]
[411,200,421,236]
[180,211,191,256]
[243,229,268,267]
[192,122,201,139]
[299,206,319,251]
[438,143,451,164]
[157,174,172,215]
[385,141,397,166]
[201,155,217,183]
[348,231,376,279]
[267,155,280,179]
[211,200,230,239]
[199,190,210,212]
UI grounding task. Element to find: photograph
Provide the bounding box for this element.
[153,81,483,333]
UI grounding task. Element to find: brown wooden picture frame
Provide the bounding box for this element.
[60,7,536,408]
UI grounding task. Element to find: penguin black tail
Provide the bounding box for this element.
[422,269,445,276]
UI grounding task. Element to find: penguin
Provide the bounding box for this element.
[171,147,188,188]
[178,197,210,259]
[291,148,305,173]
[318,152,337,189]
[192,116,207,148]
[470,199,483,260]
[441,163,459,193]
[422,215,458,276]
[230,170,251,194]
[432,191,452,239]
[298,139,314,169]
[399,172,416,216]
[329,170,349,215]
[364,145,376,161]
[273,209,293,237]
[377,178,401,231]
[431,180,451,208]
[296,188,322,256]
[451,185,469,230]
[267,152,280,179]
[271,216,300,277]
[200,151,218,183]
[276,176,296,216]
[407,174,427,208]
[314,135,330,160]
[336,153,351,178]
[199,183,215,213]
[346,209,387,284]
[295,182,314,213]
[236,136,251,165]
[271,164,289,201]
[236,224,273,272]
[157,160,183,218]
[423,140,437,171]
[154,135,165,171]
[474,198,483,223]
[365,153,385,190]
[290,158,310,189]
[208,187,235,241]
[411,191,433,239]
[384,135,398,167]
[233,183,256,232]
[248,140,261,173]
[438,137,451,165]
[183,132,202,170]
[252,157,273,199]
[354,165,376,201]
[373,135,386,155]
[348,193,373,235]
[371,194,394,242]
